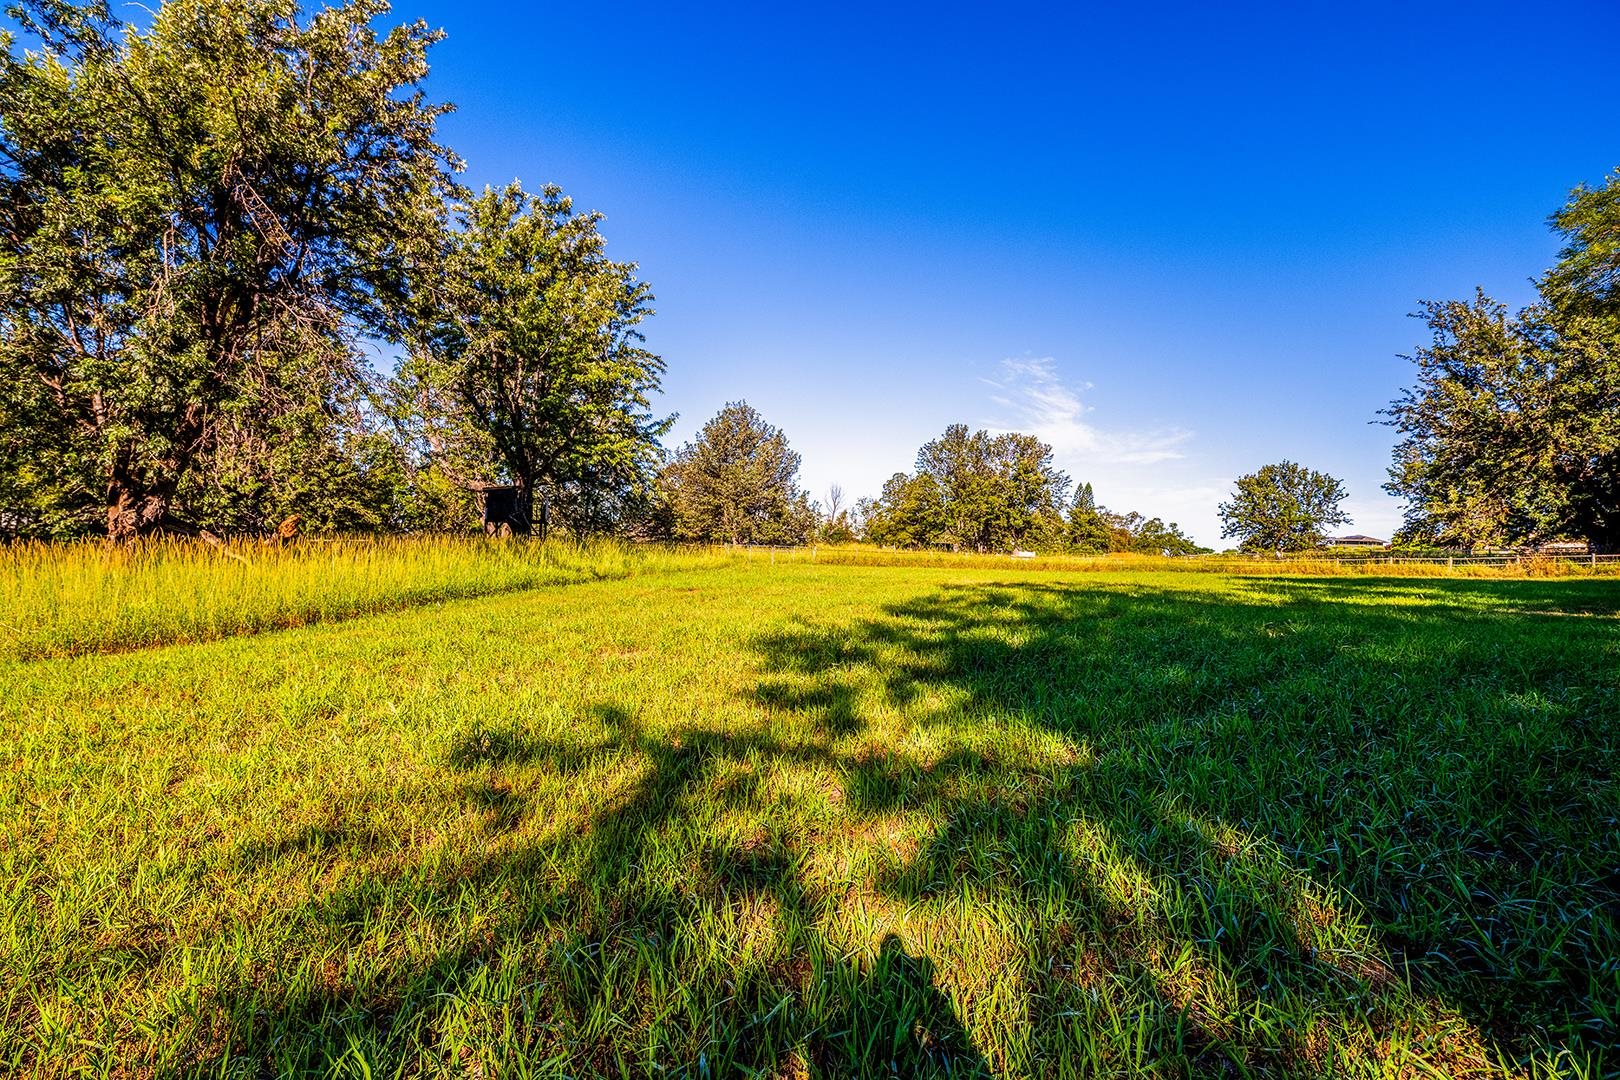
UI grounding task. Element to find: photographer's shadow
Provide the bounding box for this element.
[824,932,991,1078]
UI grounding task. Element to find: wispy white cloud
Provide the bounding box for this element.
[982,357,1191,465]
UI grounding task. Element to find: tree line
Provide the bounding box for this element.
[655,407,1207,554]
[1,0,1615,552]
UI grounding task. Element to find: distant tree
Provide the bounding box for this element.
[1383,174,1620,550]
[1065,483,1111,552]
[911,424,984,550]
[1063,482,1207,555]
[398,183,670,537]
[818,484,857,544]
[883,424,1067,552]
[850,496,878,541]
[985,431,1070,550]
[1128,516,1205,556]
[1219,461,1350,552]
[864,472,946,548]
[0,0,457,540]
[820,512,857,544]
[660,402,815,544]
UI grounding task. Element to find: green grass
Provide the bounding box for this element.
[2,556,1617,1077]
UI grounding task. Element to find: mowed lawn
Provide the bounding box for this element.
[3,563,1618,1078]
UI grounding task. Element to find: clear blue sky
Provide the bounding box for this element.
[310,3,1620,541]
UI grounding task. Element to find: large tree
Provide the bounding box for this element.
[660,401,815,544]
[1383,172,1620,550]
[0,0,456,540]
[1219,461,1350,552]
[398,183,669,537]
[880,424,1068,552]
[1544,168,1620,315]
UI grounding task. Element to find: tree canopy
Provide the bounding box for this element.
[659,402,815,545]
[859,430,1211,556]
[1064,483,1205,556]
[1218,461,1350,552]
[0,0,456,539]
[399,183,669,537]
[1383,173,1620,551]
[1064,483,1109,552]
[865,425,1069,552]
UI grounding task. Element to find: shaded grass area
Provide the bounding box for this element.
[0,537,723,659]
[2,566,1617,1077]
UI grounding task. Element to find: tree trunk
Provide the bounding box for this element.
[104,404,205,543]
[105,463,173,542]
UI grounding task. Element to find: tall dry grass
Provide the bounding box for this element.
[0,536,724,660]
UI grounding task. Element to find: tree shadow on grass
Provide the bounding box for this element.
[746,576,1618,1076]
[197,700,992,1077]
[180,575,1617,1078]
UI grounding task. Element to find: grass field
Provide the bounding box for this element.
[0,538,722,661]
[3,549,1618,1077]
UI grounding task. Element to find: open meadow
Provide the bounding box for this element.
[3,544,1618,1078]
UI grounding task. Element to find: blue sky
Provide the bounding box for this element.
[236,4,1620,541]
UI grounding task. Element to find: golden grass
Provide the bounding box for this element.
[0,536,726,659]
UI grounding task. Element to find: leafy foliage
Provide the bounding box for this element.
[1384,175,1620,551]
[866,425,1069,552]
[659,401,815,544]
[864,472,946,549]
[398,183,670,537]
[1061,482,1206,555]
[1112,511,1207,555]
[1063,482,1111,552]
[0,0,457,539]
[1545,167,1620,314]
[862,433,1207,556]
[1218,460,1349,552]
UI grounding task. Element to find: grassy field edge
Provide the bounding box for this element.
[0,538,729,661]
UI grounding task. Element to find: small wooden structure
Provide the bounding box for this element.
[469,482,526,536]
